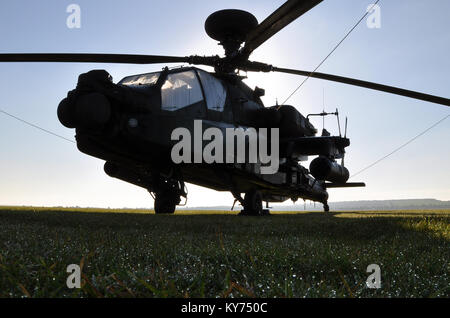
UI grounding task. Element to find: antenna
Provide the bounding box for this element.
[336,108,342,137]
[322,88,325,130]
[307,108,340,137]
[344,117,348,138]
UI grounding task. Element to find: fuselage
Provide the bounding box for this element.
[58,67,331,205]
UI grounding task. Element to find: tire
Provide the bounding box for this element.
[243,190,263,215]
[154,193,176,214]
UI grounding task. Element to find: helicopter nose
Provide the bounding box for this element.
[75,93,111,128]
[58,93,111,129]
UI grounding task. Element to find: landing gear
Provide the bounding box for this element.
[323,203,330,213]
[240,190,264,216]
[151,178,186,214]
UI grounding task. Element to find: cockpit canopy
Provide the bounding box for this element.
[118,68,227,112]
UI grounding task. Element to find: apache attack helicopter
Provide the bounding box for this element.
[1,0,449,215]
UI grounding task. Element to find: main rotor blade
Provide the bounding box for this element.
[273,66,450,107]
[0,53,198,65]
[241,0,323,57]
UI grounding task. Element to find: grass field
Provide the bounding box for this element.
[0,206,448,298]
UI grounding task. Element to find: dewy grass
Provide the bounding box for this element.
[0,207,448,298]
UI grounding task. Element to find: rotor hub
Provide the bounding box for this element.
[205,9,258,57]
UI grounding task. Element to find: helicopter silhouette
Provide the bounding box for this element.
[1,0,449,215]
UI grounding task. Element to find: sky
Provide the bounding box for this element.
[0,0,449,209]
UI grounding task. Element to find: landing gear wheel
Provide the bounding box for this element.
[323,203,330,213]
[152,177,185,215]
[242,190,263,216]
[154,192,177,214]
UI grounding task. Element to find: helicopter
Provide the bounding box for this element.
[1,0,449,215]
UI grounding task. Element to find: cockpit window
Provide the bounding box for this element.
[161,71,203,111]
[118,71,160,86]
[197,70,226,112]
